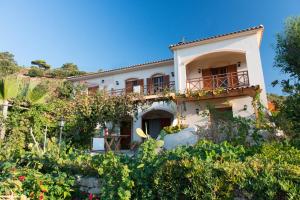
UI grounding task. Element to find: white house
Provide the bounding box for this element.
[68,25,267,149]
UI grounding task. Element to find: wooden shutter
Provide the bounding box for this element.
[146,78,153,95]
[88,86,99,95]
[227,64,238,87]
[163,75,170,89]
[202,68,212,90]
[125,80,133,93]
[138,79,144,94]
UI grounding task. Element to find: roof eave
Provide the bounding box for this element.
[169,25,264,51]
[67,58,174,82]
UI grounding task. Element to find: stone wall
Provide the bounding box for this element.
[76,175,100,194]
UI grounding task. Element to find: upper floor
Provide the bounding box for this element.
[68,25,267,106]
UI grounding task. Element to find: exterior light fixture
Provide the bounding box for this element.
[198,68,202,74]
[237,62,241,67]
[196,108,200,115]
[243,104,247,111]
[116,81,119,85]
[101,80,105,83]
[171,72,175,77]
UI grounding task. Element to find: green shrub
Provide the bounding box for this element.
[96,152,134,200]
[161,124,188,135]
[27,66,44,77]
[0,162,75,199]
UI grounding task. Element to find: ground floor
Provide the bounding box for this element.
[114,95,255,149]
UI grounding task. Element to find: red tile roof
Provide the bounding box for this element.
[68,58,173,81]
[169,25,264,49]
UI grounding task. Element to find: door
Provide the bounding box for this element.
[202,68,212,90]
[142,118,171,139]
[227,64,238,88]
[210,107,233,125]
[120,120,132,150]
[211,67,228,88]
[153,76,164,94]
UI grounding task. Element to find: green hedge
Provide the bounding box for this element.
[1,139,300,199]
[95,140,300,200]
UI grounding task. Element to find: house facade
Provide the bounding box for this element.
[68,25,267,148]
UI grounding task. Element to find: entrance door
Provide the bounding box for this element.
[142,118,171,139]
[120,120,132,150]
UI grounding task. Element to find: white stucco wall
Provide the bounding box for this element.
[81,64,174,93]
[178,96,255,129]
[173,33,267,107]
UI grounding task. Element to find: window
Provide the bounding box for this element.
[153,76,164,93]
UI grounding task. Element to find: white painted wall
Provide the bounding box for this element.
[178,96,255,129]
[173,33,267,106]
[82,64,174,93]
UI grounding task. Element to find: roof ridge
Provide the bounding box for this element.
[169,25,264,49]
[68,58,173,80]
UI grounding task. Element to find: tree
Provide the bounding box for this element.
[0,52,20,76]
[273,16,300,138]
[31,60,51,70]
[50,63,86,78]
[61,63,78,71]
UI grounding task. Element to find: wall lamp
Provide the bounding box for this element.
[101,80,105,83]
[198,68,202,74]
[243,104,247,111]
[196,108,200,115]
[116,81,119,85]
[237,62,241,67]
[171,72,175,77]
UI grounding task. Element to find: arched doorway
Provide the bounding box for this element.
[142,109,174,139]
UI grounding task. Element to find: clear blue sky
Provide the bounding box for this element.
[1,0,299,94]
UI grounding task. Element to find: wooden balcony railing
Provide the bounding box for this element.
[186,71,249,91]
[109,81,176,96]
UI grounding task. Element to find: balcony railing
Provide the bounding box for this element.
[186,71,249,91]
[109,81,176,96]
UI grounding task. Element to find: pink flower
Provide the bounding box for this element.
[89,193,93,200]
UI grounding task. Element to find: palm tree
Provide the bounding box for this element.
[0,75,49,139]
[0,75,20,139]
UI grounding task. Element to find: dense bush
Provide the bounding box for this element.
[94,139,300,200]
[27,66,45,77]
[0,138,98,199]
[1,137,300,199]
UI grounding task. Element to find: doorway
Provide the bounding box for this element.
[142,110,173,138]
[120,120,132,150]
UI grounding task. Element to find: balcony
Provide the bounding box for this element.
[109,81,175,97]
[186,70,249,91]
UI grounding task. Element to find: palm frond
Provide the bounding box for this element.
[0,75,20,103]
